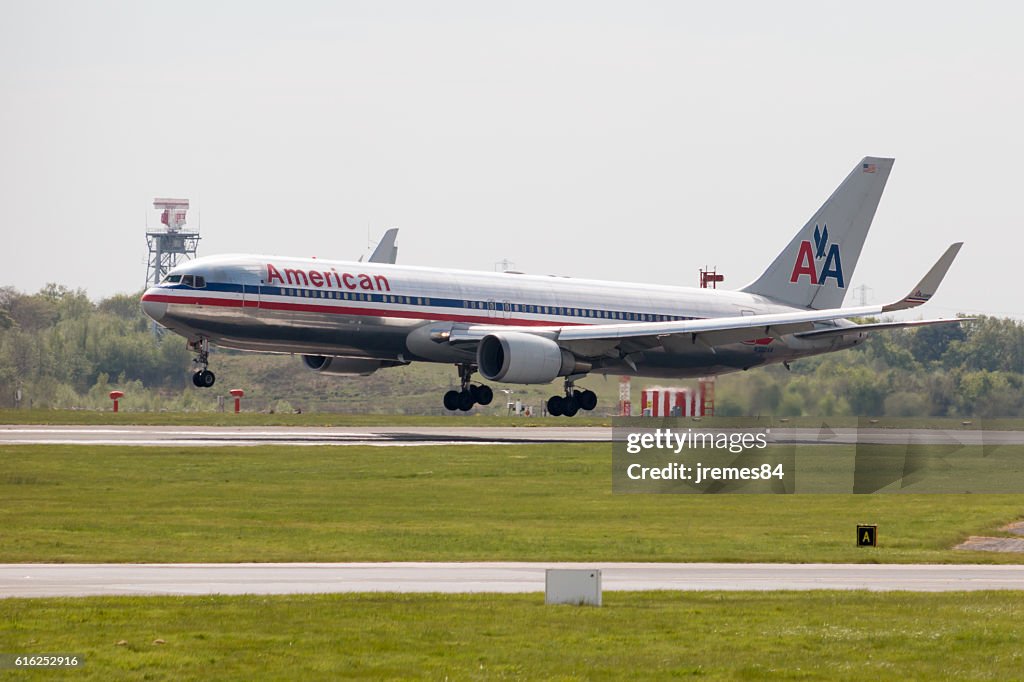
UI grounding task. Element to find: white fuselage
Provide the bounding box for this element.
[141,254,860,379]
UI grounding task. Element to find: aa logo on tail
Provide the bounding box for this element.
[789,224,845,288]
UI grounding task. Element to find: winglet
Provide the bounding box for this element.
[882,242,963,312]
[368,228,400,264]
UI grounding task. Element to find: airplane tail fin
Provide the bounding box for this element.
[741,157,894,310]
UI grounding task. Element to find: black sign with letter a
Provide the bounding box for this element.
[857,524,878,547]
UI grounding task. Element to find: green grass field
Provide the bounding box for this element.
[2,591,1023,680]
[2,443,1023,563]
[3,442,1024,680]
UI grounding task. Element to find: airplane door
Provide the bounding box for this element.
[502,300,512,319]
[487,299,497,318]
[243,283,261,312]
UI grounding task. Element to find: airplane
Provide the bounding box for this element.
[141,157,966,416]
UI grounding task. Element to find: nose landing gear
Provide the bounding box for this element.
[192,369,216,388]
[443,364,493,412]
[188,337,216,388]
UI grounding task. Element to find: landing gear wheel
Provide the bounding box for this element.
[444,364,488,414]
[188,337,215,388]
[562,396,580,417]
[578,389,597,411]
[443,390,460,411]
[547,395,565,417]
[192,370,215,388]
[443,365,494,414]
[472,384,493,406]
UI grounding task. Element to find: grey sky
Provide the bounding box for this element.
[2,1,1020,318]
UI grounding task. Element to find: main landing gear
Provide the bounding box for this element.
[188,336,216,388]
[443,364,493,412]
[546,377,597,417]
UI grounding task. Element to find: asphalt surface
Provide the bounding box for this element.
[0,425,606,446]
[2,425,1022,447]
[2,562,1023,597]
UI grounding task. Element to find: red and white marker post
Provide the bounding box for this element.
[230,389,244,414]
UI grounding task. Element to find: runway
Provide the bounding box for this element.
[2,563,1023,598]
[2,424,1023,447]
[0,425,607,447]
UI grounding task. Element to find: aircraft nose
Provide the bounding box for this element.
[141,291,167,322]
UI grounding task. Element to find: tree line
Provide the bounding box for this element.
[0,284,198,410]
[714,315,1023,418]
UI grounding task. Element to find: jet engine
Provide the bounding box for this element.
[301,355,383,376]
[476,332,590,384]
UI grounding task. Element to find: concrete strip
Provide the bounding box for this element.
[2,563,1023,598]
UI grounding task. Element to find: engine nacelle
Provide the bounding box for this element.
[477,332,590,384]
[302,355,383,376]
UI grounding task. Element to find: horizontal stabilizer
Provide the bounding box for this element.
[368,228,400,264]
[882,242,963,312]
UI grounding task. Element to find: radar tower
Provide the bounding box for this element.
[145,198,200,288]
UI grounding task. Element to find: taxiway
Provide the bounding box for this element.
[3,562,1024,598]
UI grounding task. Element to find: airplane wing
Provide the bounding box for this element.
[794,317,973,340]
[447,302,890,356]
[445,243,965,357]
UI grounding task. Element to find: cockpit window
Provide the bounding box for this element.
[194,276,206,288]
[181,275,194,287]
[179,275,206,288]
[163,274,182,284]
